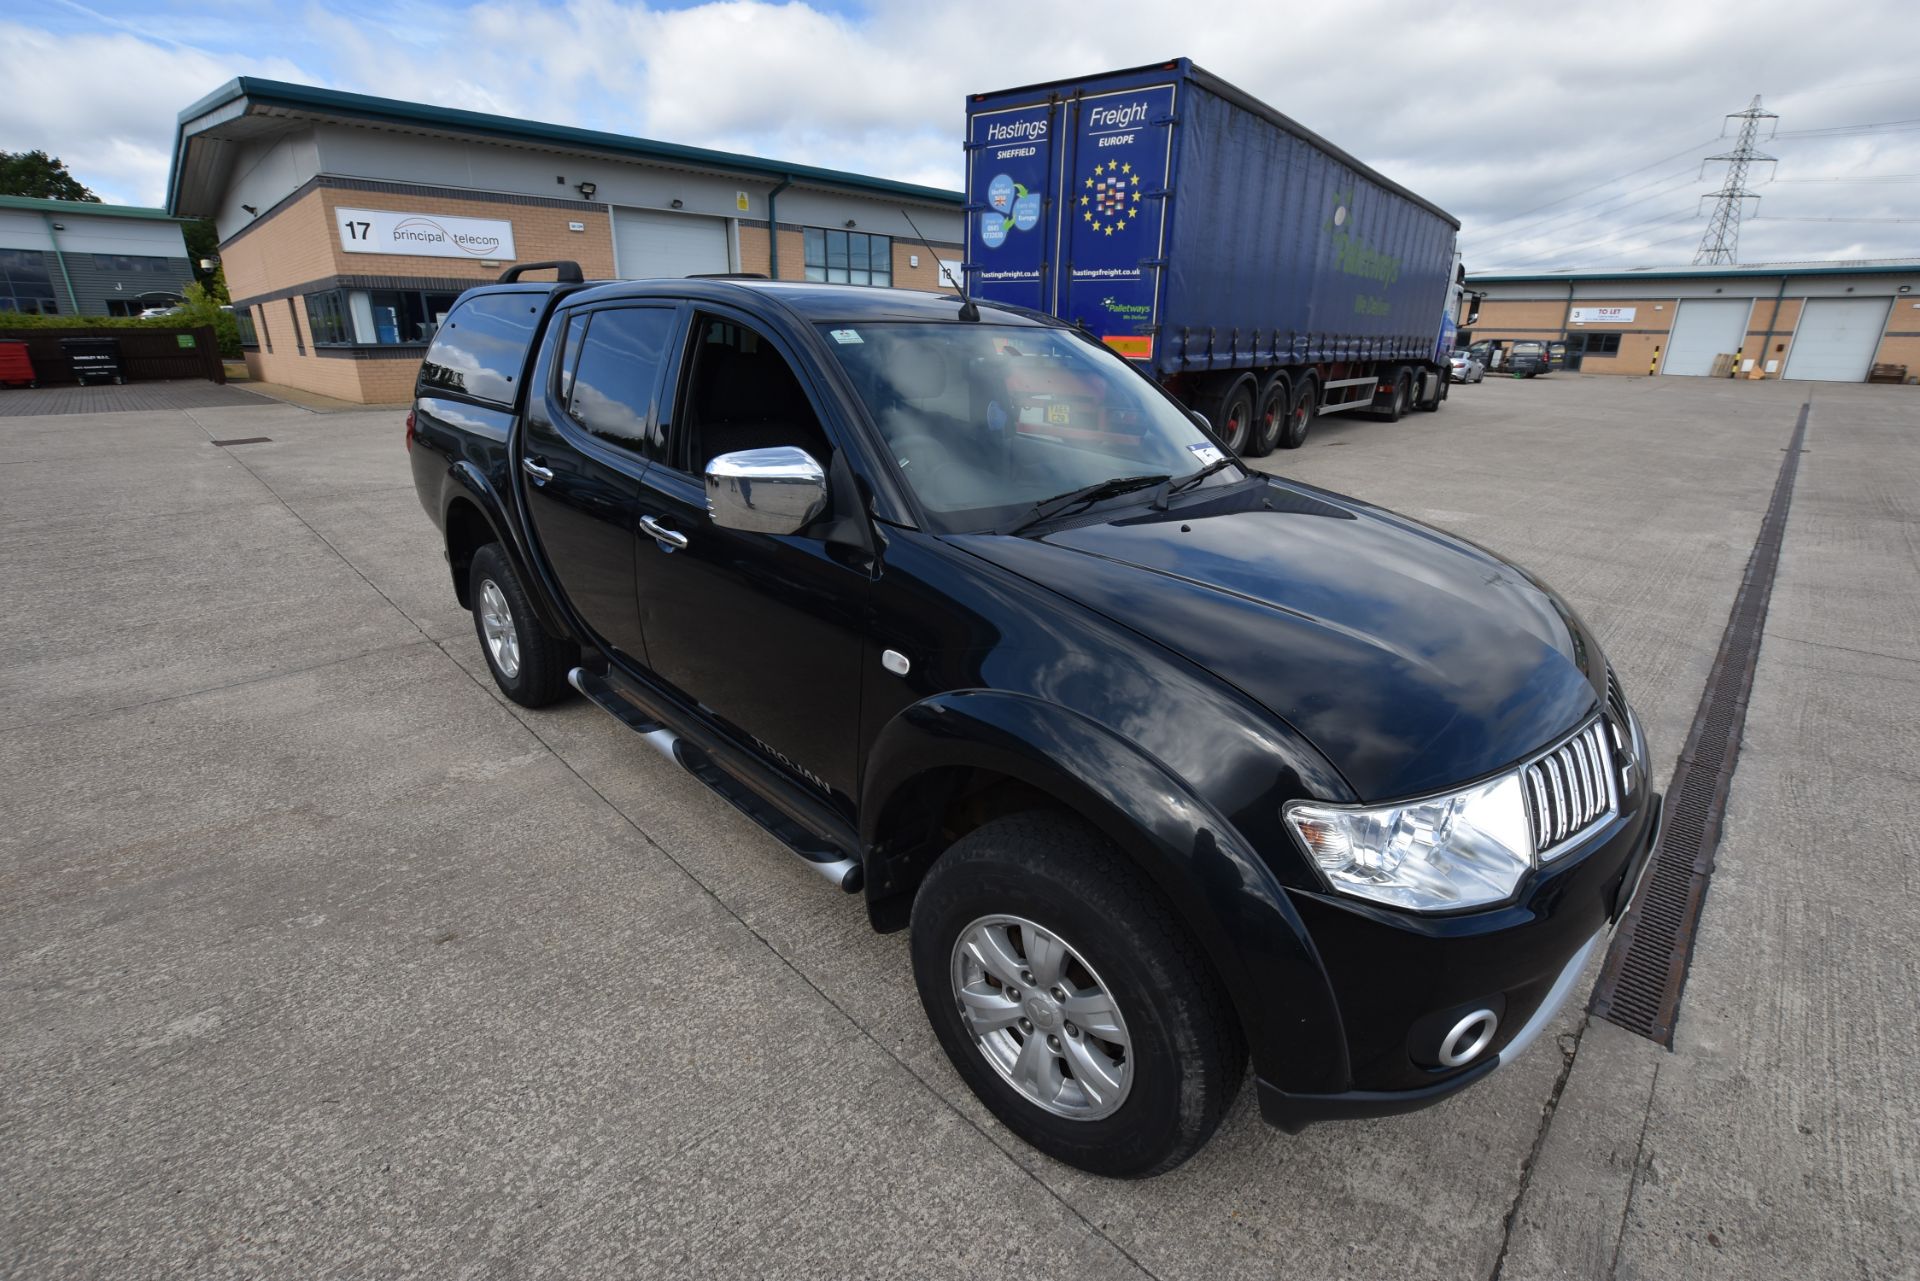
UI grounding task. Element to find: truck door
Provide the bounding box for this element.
[1058,81,1178,362]
[965,98,1060,313]
[628,309,867,818]
[519,302,680,668]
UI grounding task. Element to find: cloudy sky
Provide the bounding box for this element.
[3,0,1914,269]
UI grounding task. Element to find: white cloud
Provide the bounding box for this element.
[0,21,312,206]
[2,0,1914,264]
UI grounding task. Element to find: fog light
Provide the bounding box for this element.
[1438,1009,1499,1067]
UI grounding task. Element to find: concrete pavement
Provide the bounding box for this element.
[1,374,1913,1278]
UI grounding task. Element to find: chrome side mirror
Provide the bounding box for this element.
[1188,409,1212,432]
[705,446,829,536]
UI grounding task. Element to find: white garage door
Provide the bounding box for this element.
[1662,299,1752,376]
[1783,297,1893,382]
[612,208,729,279]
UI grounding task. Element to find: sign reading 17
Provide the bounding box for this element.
[342,221,373,240]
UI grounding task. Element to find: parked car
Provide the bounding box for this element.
[1508,340,1554,377]
[409,265,1661,1178]
[1449,349,1485,383]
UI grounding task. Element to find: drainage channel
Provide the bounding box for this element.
[1588,398,1810,1046]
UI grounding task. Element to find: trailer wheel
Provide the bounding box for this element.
[1279,377,1316,450]
[1247,373,1290,457]
[1378,371,1410,423]
[1206,376,1258,454]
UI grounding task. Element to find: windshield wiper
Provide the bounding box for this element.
[1006,473,1170,536]
[1151,456,1240,509]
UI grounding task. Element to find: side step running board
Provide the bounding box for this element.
[567,667,863,892]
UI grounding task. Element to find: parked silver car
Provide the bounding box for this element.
[1449,349,1486,383]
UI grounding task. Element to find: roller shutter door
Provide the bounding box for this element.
[1782,297,1893,382]
[1661,299,1752,376]
[612,208,729,279]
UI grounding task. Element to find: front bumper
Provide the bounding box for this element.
[1256,787,1662,1132]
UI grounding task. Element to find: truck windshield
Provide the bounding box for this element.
[820,322,1238,534]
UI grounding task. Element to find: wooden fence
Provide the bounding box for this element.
[0,326,226,386]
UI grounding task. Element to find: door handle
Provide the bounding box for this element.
[640,513,689,553]
[521,456,555,485]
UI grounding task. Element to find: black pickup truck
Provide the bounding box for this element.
[408,263,1660,1177]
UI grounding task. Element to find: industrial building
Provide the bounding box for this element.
[0,195,195,317]
[165,79,966,403]
[1463,261,1920,382]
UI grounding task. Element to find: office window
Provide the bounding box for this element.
[306,290,352,345]
[803,228,891,287]
[235,308,258,348]
[0,249,57,314]
[257,306,272,353]
[361,289,461,345]
[1568,332,1621,355]
[92,254,175,272]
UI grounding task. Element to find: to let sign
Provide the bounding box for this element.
[1570,306,1635,324]
[335,207,517,261]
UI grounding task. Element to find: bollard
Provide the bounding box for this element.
[1648,344,1661,377]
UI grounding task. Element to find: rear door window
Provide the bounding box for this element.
[418,291,545,405]
[564,306,678,456]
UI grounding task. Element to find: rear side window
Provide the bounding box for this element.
[565,306,677,454]
[419,292,543,405]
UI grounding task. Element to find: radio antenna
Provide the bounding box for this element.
[901,207,978,321]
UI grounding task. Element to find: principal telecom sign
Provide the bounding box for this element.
[334,207,517,261]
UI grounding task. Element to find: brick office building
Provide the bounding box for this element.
[1463,261,1920,382]
[166,79,965,403]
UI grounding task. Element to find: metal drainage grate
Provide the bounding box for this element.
[1588,401,1810,1046]
[209,437,272,447]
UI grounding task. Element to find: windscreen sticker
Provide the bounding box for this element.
[829,329,864,344]
[1187,442,1225,466]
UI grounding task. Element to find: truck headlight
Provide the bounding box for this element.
[1284,773,1534,912]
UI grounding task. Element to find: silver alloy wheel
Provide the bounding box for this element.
[950,913,1133,1120]
[477,578,521,679]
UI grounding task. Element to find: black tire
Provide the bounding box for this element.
[1278,376,1317,449]
[1246,373,1289,457]
[468,542,575,707]
[1206,375,1258,455]
[1378,371,1409,423]
[911,812,1245,1178]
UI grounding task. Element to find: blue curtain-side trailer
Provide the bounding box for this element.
[964,58,1465,454]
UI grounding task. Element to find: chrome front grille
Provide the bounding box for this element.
[1523,718,1619,859]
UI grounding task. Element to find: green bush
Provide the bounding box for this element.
[175,281,240,358]
[0,311,184,331]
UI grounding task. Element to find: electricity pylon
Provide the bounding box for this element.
[1694,95,1778,265]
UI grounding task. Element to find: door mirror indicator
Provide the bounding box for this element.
[706,447,829,535]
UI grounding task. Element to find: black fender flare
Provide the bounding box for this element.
[860,688,1350,1095]
[440,459,573,641]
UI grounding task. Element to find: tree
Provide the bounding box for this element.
[181,218,228,298]
[0,151,101,202]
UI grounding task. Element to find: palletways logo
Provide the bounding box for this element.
[392,216,502,256]
[1326,188,1401,316]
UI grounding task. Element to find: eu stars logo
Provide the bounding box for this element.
[1079,161,1141,236]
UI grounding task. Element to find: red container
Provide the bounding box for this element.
[0,339,34,388]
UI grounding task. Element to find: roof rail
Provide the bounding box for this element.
[497,261,584,283]
[687,272,771,280]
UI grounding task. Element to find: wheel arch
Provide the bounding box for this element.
[861,689,1350,1095]
[438,462,572,640]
